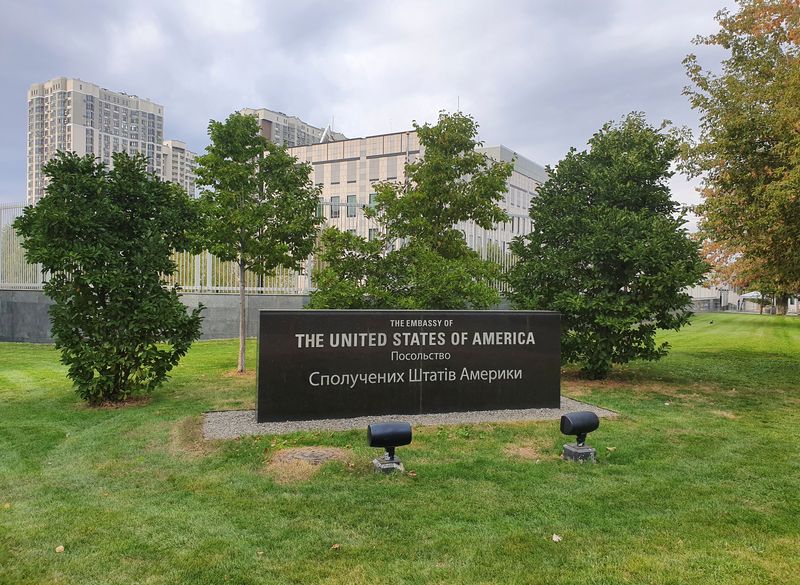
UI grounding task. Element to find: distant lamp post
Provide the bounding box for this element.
[367,422,412,473]
[560,411,600,462]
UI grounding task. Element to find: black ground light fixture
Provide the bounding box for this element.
[560,411,600,462]
[367,422,412,473]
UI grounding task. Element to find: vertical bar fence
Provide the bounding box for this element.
[1,201,531,295]
[0,203,44,289]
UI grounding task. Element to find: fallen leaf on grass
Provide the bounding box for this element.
[257,551,264,557]
[606,447,617,452]
[330,543,341,550]
[55,545,65,553]
[2,502,10,509]
[551,534,562,543]
[408,471,417,477]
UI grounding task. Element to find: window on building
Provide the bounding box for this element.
[368,228,378,242]
[347,194,357,217]
[330,196,340,218]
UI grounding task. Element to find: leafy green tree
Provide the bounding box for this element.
[508,114,706,379]
[196,112,321,372]
[684,0,800,313]
[13,152,204,404]
[309,111,512,310]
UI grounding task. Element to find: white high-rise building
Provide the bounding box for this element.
[163,139,197,197]
[27,77,165,204]
[239,107,346,147]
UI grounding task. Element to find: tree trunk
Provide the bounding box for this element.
[238,258,246,373]
[776,293,788,316]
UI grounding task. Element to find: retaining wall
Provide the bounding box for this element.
[0,290,55,343]
[0,289,310,343]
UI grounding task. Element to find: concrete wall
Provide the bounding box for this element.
[0,289,310,343]
[0,290,55,343]
[181,293,308,340]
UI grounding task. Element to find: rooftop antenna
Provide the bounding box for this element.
[319,114,336,143]
[319,124,331,143]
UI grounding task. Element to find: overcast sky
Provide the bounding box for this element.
[0,0,736,219]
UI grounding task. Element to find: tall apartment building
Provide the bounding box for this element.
[239,107,346,147]
[27,77,165,204]
[163,139,197,197]
[288,131,546,257]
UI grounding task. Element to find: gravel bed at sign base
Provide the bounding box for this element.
[202,397,617,439]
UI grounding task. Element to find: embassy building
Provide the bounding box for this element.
[288,131,546,258]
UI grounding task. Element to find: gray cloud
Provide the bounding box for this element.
[0,0,734,209]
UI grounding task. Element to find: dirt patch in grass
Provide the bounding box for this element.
[562,375,730,402]
[265,447,351,485]
[168,416,219,458]
[223,369,256,379]
[710,409,739,420]
[503,438,560,462]
[76,395,153,410]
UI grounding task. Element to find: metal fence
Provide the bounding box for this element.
[0,204,43,289]
[164,251,310,294]
[0,201,529,294]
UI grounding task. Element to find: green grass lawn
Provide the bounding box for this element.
[1,312,799,584]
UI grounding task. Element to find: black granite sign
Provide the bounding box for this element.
[256,310,560,422]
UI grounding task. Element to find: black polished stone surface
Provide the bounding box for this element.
[256,310,560,422]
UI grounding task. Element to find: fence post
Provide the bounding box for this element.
[206,252,213,292]
[304,254,314,294]
[0,207,5,286]
[194,253,201,292]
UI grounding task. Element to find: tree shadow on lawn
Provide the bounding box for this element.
[561,357,799,417]
[560,369,726,401]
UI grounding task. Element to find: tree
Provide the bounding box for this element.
[309,111,512,310]
[508,114,706,379]
[701,239,778,295]
[684,0,800,314]
[13,152,204,404]
[196,112,321,372]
